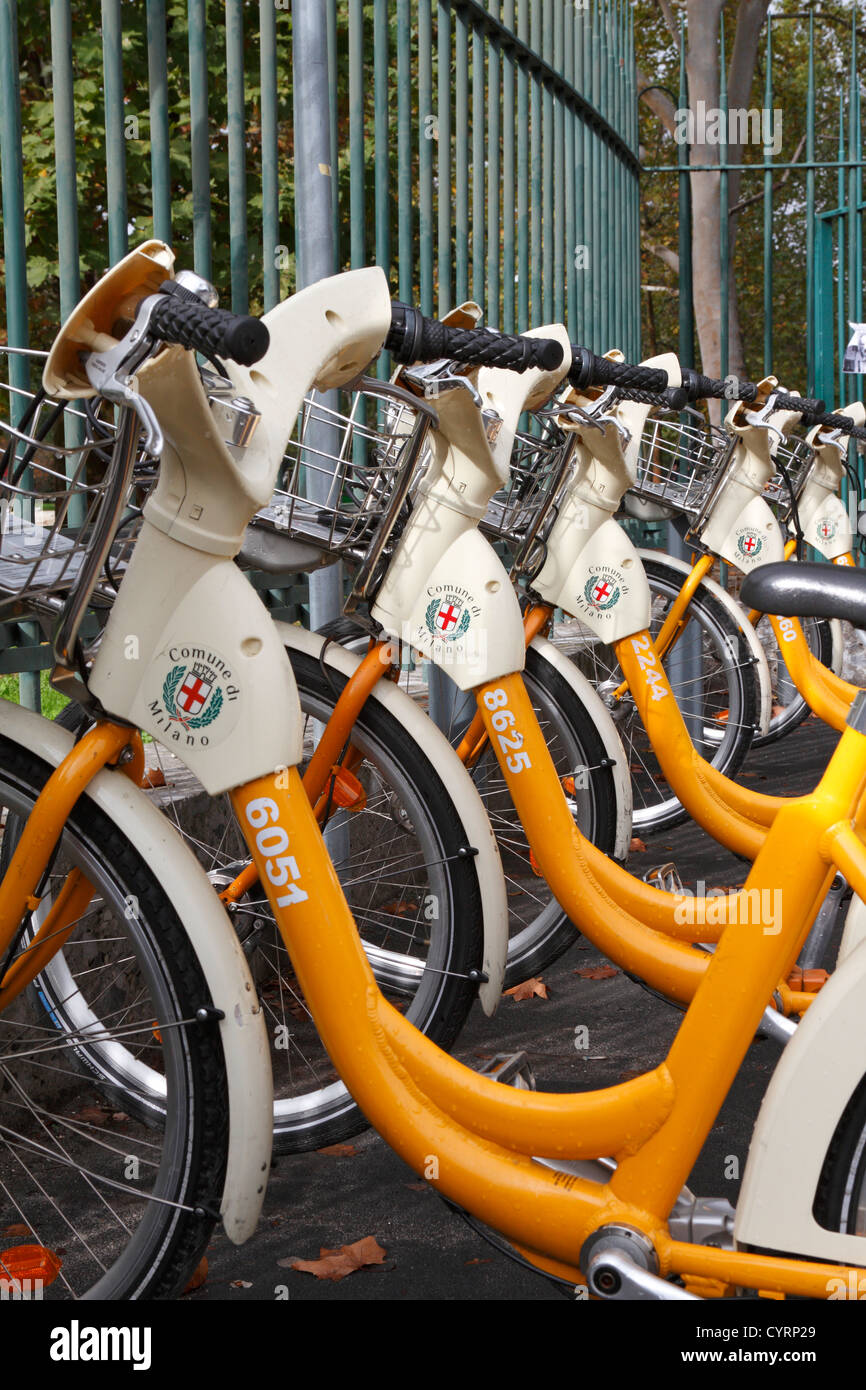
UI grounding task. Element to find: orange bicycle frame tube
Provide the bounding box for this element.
[229,714,866,1296]
[220,640,393,906]
[0,721,143,1007]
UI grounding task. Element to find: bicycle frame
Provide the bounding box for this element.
[31,260,866,1294]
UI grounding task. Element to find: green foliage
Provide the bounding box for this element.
[636,0,865,392]
[0,669,69,719]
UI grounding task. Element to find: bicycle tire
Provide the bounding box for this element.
[31,650,485,1155]
[551,556,759,834]
[0,733,229,1300]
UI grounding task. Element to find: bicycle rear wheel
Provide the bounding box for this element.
[0,733,229,1299]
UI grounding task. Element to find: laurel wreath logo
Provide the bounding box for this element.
[425,598,470,641]
[736,533,763,559]
[162,664,224,730]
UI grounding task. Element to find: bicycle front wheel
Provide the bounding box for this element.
[0,733,229,1300]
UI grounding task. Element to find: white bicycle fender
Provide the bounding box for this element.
[735,935,866,1265]
[838,891,866,967]
[276,623,508,1015]
[0,701,273,1246]
[529,634,633,859]
[637,549,772,738]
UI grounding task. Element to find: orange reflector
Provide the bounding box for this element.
[327,767,367,811]
[142,768,166,789]
[0,1244,62,1288]
[715,710,730,724]
[787,967,830,994]
[561,775,576,796]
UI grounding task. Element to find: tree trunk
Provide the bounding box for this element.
[682,0,771,382]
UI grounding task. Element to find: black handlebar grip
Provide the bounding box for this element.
[679,369,759,403]
[149,283,270,366]
[808,411,866,439]
[614,385,690,411]
[568,346,669,394]
[386,302,563,372]
[770,392,827,418]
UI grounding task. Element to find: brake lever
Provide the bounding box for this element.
[741,397,785,448]
[814,426,848,456]
[557,385,630,439]
[83,298,165,455]
[400,359,483,409]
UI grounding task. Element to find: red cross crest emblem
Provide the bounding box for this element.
[742,535,757,553]
[435,601,461,632]
[177,673,212,714]
[592,580,612,604]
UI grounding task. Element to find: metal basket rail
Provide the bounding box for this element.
[763,435,816,521]
[0,348,146,644]
[631,410,734,523]
[480,413,576,558]
[256,377,437,597]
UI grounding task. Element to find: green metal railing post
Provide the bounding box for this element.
[225,0,249,313]
[719,10,728,382]
[438,1,452,318]
[146,0,171,244]
[0,0,39,711]
[677,22,693,370]
[259,0,279,310]
[101,0,128,266]
[762,17,773,378]
[188,0,211,281]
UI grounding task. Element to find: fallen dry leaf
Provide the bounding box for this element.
[503,976,549,1001]
[464,1258,491,1265]
[619,1068,642,1081]
[290,1235,387,1283]
[74,1106,109,1127]
[316,1143,357,1157]
[574,965,619,981]
[405,1182,427,1192]
[629,836,647,853]
[230,1279,252,1289]
[3,1224,29,1239]
[183,1257,208,1293]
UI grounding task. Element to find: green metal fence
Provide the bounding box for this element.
[0,0,640,697]
[644,8,865,408]
[2,0,639,346]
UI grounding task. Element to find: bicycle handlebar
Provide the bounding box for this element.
[613,385,690,411]
[385,302,564,372]
[149,281,271,365]
[567,347,669,394]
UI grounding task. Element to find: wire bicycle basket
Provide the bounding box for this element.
[762,434,816,521]
[480,411,576,561]
[255,376,436,601]
[630,410,735,523]
[0,347,147,654]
